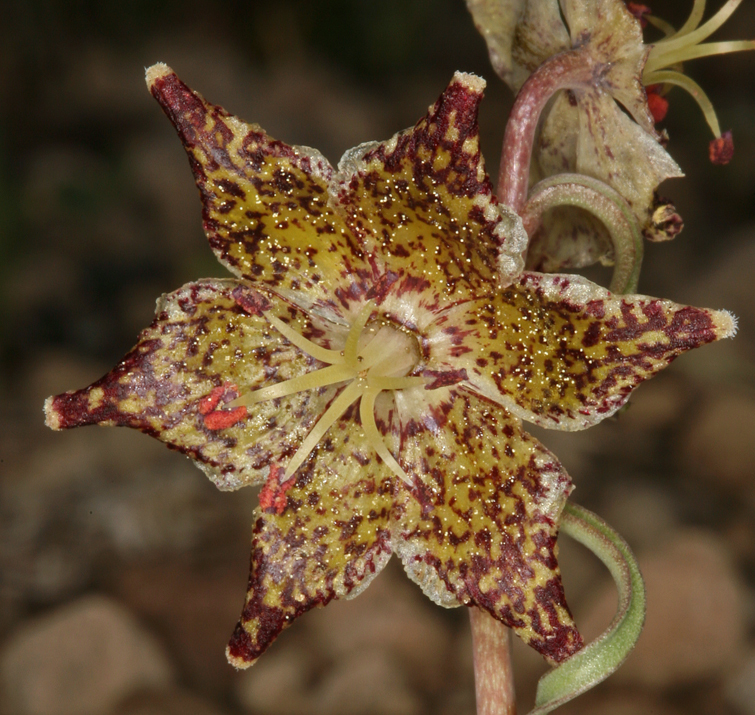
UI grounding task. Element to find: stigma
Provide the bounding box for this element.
[229,301,425,486]
[640,0,755,163]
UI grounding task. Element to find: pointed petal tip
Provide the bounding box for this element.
[225,644,257,670]
[145,62,174,89]
[43,395,63,431]
[717,309,738,339]
[451,70,487,95]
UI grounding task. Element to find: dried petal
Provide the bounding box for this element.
[466,0,569,90]
[467,0,683,269]
[527,87,682,270]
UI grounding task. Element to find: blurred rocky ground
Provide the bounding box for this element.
[1,2,754,715]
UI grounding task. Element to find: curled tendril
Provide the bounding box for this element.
[526,502,646,715]
[521,174,644,294]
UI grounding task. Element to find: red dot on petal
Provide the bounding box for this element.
[198,385,225,415]
[203,406,247,430]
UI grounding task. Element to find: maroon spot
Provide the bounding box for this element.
[232,286,271,315]
[216,178,246,199]
[422,368,468,390]
[367,270,400,303]
[584,300,605,318]
[581,321,601,347]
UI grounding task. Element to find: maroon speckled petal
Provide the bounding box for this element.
[146,64,369,317]
[332,72,527,320]
[226,410,395,668]
[45,279,350,491]
[391,385,581,663]
[424,271,736,430]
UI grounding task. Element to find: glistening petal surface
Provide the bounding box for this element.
[424,272,736,430]
[332,72,526,329]
[391,386,581,662]
[45,280,348,490]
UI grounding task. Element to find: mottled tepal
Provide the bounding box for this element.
[45,63,735,667]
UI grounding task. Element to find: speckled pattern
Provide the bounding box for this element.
[46,65,734,668]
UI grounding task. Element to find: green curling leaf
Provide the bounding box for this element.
[527,502,646,715]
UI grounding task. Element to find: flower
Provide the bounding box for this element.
[465,0,753,270]
[45,64,735,668]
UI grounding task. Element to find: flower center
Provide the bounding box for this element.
[231,301,424,485]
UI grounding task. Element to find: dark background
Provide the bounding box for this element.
[1,2,754,714]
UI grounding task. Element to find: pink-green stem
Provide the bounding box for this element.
[498,47,596,213]
[469,608,517,715]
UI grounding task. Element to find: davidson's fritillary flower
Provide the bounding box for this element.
[45,64,735,668]
[465,0,754,270]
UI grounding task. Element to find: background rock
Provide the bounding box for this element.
[577,530,746,689]
[0,595,174,715]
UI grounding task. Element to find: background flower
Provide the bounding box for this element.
[466,0,686,270]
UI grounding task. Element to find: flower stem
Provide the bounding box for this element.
[520,174,644,294]
[498,47,595,212]
[469,607,517,715]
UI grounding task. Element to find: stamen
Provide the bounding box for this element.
[648,0,742,60]
[649,39,755,70]
[283,379,365,479]
[358,327,394,369]
[232,300,424,486]
[263,311,344,365]
[640,0,754,163]
[644,69,722,136]
[645,14,678,38]
[359,387,413,486]
[344,301,375,366]
[674,0,706,38]
[229,363,356,407]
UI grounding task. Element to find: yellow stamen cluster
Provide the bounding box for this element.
[231,302,425,485]
[644,0,755,140]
